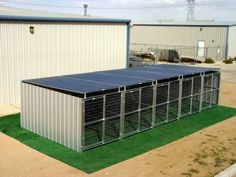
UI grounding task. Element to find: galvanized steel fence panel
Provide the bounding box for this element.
[81,71,220,151]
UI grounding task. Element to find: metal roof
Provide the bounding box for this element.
[24,64,218,98]
[0,6,131,23]
[133,21,236,27]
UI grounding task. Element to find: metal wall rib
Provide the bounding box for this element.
[21,82,83,152]
[0,22,127,106]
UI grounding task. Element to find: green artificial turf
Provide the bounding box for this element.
[0,105,236,173]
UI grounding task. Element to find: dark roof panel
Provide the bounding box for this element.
[23,64,219,97]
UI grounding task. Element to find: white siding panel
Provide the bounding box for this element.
[130,25,227,59]
[0,22,127,105]
[228,26,236,58]
[131,25,227,47]
[21,83,83,152]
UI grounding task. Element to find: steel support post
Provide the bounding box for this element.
[81,99,85,152]
[209,73,214,107]
[166,82,170,121]
[199,73,205,111]
[190,77,194,114]
[102,95,106,143]
[152,84,157,128]
[137,88,142,131]
[216,72,221,105]
[120,91,125,138]
[178,78,183,119]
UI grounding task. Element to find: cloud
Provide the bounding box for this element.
[1,0,236,21]
[71,0,185,8]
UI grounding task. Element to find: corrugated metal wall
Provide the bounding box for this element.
[130,25,227,59]
[228,26,236,58]
[0,22,128,105]
[21,83,83,152]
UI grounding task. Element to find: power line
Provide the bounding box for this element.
[0,0,184,10]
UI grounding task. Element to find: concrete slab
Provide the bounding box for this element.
[0,105,20,117]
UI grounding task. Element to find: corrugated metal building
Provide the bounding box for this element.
[0,6,131,106]
[21,64,220,152]
[130,21,236,60]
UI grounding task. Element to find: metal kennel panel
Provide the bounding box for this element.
[212,73,220,89]
[201,72,220,110]
[203,74,212,92]
[85,97,103,123]
[139,108,152,131]
[125,89,140,113]
[192,94,201,113]
[156,83,168,105]
[193,76,202,95]
[105,93,121,118]
[83,96,104,148]
[140,86,154,130]
[169,80,180,101]
[84,121,103,147]
[202,91,211,109]
[182,79,192,98]
[156,82,169,124]
[83,92,122,149]
[181,97,191,116]
[124,112,139,135]
[124,89,140,135]
[180,78,193,116]
[211,90,219,106]
[104,92,122,143]
[104,116,120,143]
[141,86,153,109]
[212,72,220,90]
[155,103,168,125]
[168,100,179,121]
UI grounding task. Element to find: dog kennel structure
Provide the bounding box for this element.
[21,64,220,152]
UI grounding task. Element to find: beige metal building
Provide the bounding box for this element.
[130,21,236,60]
[0,6,130,106]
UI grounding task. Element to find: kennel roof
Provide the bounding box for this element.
[23,64,219,98]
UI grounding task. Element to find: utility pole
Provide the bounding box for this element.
[186,0,195,21]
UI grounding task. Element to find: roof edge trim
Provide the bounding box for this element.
[133,24,231,27]
[0,15,131,23]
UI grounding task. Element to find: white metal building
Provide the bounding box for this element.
[0,6,130,106]
[130,21,236,60]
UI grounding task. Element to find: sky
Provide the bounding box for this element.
[0,0,236,22]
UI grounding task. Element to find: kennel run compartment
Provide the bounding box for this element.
[21,64,220,152]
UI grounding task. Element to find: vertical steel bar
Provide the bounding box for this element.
[120,90,125,138]
[216,72,221,105]
[199,73,205,112]
[137,88,142,131]
[81,99,85,152]
[209,73,214,107]
[102,95,106,143]
[20,83,24,127]
[152,83,157,128]
[166,82,170,122]
[190,77,194,114]
[178,78,183,119]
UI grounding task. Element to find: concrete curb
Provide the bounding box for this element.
[215,163,236,177]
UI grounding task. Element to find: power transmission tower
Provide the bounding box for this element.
[186,0,195,21]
